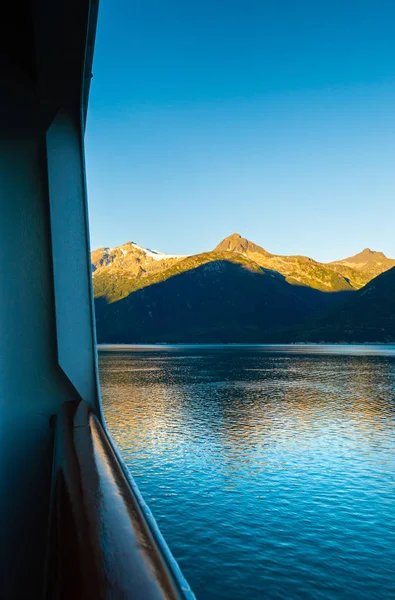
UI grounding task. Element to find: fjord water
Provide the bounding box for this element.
[99,345,395,600]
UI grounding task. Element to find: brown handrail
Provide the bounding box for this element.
[45,400,194,599]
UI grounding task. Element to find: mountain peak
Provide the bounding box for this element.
[215,233,271,257]
[347,247,387,261]
[358,247,389,259]
[328,247,395,283]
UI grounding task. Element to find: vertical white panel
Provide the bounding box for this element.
[46,110,99,408]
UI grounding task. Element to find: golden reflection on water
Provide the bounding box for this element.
[99,346,395,600]
[101,351,395,462]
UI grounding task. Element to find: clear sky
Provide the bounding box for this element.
[85,0,395,262]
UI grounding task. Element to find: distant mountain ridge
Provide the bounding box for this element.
[92,233,394,299]
[94,259,349,344]
[214,233,395,291]
[328,247,395,288]
[215,234,350,292]
[92,234,395,343]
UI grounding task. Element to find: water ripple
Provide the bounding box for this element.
[100,345,395,600]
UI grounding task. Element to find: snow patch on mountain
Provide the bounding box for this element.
[131,242,186,261]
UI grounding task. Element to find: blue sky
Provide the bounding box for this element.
[85,0,395,262]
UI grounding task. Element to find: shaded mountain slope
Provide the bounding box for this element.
[288,267,395,343]
[95,260,350,344]
[94,250,271,303]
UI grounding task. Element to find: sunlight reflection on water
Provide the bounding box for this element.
[100,345,395,600]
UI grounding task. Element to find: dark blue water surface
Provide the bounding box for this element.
[99,345,395,600]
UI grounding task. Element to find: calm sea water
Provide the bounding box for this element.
[99,345,395,600]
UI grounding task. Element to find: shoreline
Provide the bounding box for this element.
[98,342,395,349]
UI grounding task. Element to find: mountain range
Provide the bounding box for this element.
[92,234,395,343]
